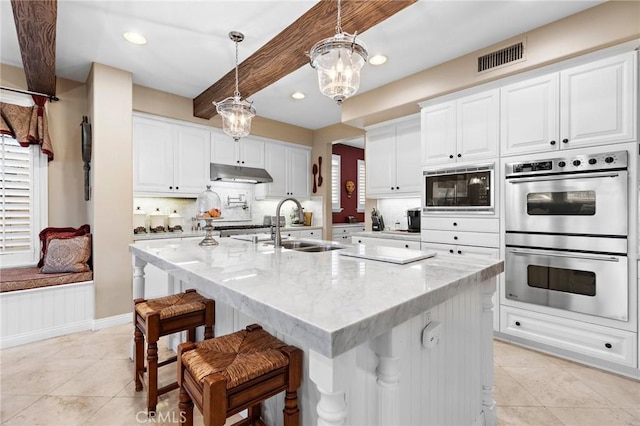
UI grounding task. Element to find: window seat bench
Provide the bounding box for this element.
[0,266,95,349]
[0,266,93,293]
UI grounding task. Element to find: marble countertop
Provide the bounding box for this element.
[352,231,422,241]
[130,238,503,358]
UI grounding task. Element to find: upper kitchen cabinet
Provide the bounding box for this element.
[133,115,211,197]
[501,51,637,156]
[255,141,310,199]
[366,115,421,198]
[421,89,499,166]
[210,134,265,168]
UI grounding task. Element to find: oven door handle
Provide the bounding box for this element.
[507,172,620,184]
[508,247,620,262]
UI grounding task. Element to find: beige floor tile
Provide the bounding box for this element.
[624,408,640,421]
[503,366,615,408]
[1,358,98,395]
[0,394,41,423]
[494,340,562,369]
[497,407,564,426]
[547,407,640,426]
[563,366,640,409]
[3,395,109,426]
[94,322,133,335]
[50,359,135,398]
[494,366,542,407]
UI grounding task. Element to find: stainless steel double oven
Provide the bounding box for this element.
[504,150,629,321]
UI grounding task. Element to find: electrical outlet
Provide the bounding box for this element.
[421,321,442,349]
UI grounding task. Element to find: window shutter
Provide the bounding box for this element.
[357,159,366,212]
[331,154,341,211]
[0,136,33,254]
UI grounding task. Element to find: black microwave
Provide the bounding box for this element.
[422,164,495,214]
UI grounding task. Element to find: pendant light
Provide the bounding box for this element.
[214,31,256,141]
[309,0,368,104]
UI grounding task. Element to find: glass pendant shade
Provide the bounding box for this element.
[216,95,256,142]
[310,32,367,104]
[214,31,255,141]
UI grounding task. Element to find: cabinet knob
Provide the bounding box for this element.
[405,244,409,248]
[453,222,457,226]
[449,155,454,159]
[358,240,362,243]
[449,249,454,254]
[241,161,245,164]
[515,321,521,327]
[237,160,240,164]
[396,186,399,190]
[390,187,394,190]
[453,236,458,240]
[169,186,173,190]
[457,154,461,158]
[457,250,462,254]
[605,343,612,349]
[310,232,314,235]
[176,186,179,190]
[550,140,556,145]
[562,138,569,144]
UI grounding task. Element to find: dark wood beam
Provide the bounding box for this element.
[11,0,57,96]
[194,0,417,119]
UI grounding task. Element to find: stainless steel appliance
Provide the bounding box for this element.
[422,164,494,214]
[505,150,629,321]
[407,208,421,232]
[505,233,628,321]
[505,151,628,236]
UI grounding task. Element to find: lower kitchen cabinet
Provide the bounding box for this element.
[420,242,498,259]
[501,305,636,367]
[281,228,322,240]
[351,235,420,250]
[332,224,365,244]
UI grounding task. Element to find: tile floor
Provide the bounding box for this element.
[1,324,639,425]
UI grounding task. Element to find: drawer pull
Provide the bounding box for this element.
[605,343,612,349]
[453,236,458,240]
[405,244,409,248]
[515,321,521,327]
[358,240,362,243]
[453,222,457,226]
[457,250,462,254]
[449,249,454,254]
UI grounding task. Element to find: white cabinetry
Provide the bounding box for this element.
[133,115,211,197]
[351,235,421,250]
[501,51,637,155]
[332,224,365,244]
[280,228,322,240]
[366,116,421,198]
[256,142,310,199]
[211,134,265,168]
[421,89,499,166]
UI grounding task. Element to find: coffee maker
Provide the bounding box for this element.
[406,208,421,232]
[371,208,385,232]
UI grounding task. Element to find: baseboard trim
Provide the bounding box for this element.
[92,312,132,330]
[0,320,93,349]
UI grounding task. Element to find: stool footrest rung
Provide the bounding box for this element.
[158,355,177,368]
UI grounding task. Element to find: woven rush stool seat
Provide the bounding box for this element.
[178,324,302,426]
[134,289,215,414]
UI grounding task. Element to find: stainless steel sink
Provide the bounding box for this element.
[264,240,344,252]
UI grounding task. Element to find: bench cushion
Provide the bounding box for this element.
[0,266,93,293]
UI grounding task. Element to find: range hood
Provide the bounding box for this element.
[210,163,273,184]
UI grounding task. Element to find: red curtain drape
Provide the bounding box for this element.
[0,95,54,161]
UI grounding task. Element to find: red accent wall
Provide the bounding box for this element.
[332,144,365,224]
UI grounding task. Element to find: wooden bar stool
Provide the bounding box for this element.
[134,289,215,414]
[177,324,302,426]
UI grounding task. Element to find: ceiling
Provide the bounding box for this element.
[1,0,604,130]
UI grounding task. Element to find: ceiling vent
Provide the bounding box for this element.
[477,40,525,73]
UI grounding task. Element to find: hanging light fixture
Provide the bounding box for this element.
[214,31,256,141]
[309,0,368,105]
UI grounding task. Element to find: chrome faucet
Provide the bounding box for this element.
[272,197,304,248]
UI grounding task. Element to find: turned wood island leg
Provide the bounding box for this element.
[373,324,407,426]
[309,348,356,426]
[131,256,147,360]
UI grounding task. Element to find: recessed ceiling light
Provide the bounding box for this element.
[123,32,147,45]
[369,54,387,66]
[291,92,306,100]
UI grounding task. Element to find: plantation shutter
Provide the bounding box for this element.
[0,135,33,254]
[331,154,341,211]
[357,159,366,212]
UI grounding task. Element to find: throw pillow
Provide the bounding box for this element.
[41,234,92,274]
[38,224,90,267]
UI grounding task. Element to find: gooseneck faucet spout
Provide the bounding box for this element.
[273,197,304,248]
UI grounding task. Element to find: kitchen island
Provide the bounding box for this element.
[130,238,503,426]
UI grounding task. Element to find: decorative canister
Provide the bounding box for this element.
[149,208,167,233]
[168,210,183,232]
[196,185,222,246]
[133,206,147,234]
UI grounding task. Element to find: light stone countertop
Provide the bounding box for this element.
[130,238,503,358]
[352,231,422,242]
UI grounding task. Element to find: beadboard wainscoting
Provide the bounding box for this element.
[0,281,95,349]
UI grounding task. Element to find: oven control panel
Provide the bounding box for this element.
[506,151,627,177]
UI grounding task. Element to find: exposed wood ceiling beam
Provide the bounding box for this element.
[10,0,58,96]
[193,0,417,120]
